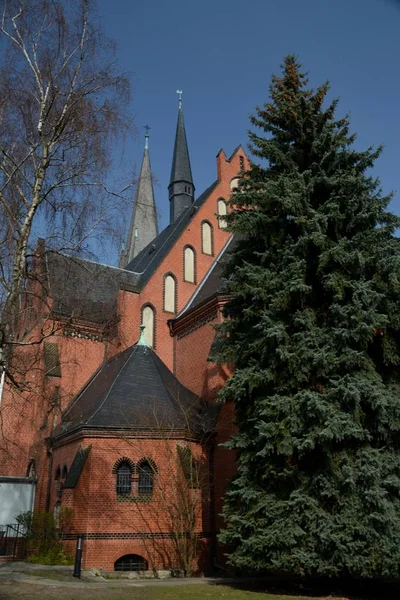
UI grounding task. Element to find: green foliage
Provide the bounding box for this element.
[16,508,74,564]
[26,544,74,565]
[216,56,400,577]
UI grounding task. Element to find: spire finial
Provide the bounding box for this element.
[144,125,150,149]
[176,89,183,109]
[138,324,147,346]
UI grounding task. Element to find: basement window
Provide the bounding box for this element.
[114,554,148,572]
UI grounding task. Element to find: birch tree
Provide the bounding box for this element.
[0,0,130,389]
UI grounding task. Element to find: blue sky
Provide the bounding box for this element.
[98,0,400,250]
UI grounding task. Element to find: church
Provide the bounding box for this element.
[0,97,249,573]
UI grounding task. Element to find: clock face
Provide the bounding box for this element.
[230,177,239,191]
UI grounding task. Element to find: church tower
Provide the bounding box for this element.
[168,92,195,223]
[119,131,158,268]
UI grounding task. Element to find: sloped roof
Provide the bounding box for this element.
[54,343,213,436]
[63,446,91,488]
[45,252,140,325]
[125,180,218,286]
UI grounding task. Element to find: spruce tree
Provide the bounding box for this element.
[216,56,400,577]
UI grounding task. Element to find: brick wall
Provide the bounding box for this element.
[50,435,211,571]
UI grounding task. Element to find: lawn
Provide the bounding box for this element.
[0,580,348,600]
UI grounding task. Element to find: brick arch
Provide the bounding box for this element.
[137,456,158,473]
[110,545,152,571]
[112,456,135,474]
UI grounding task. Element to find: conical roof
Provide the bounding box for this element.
[120,137,158,268]
[169,107,194,186]
[55,344,213,436]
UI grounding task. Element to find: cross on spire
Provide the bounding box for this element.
[176,89,183,109]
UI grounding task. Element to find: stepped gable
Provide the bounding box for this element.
[46,251,140,325]
[125,180,218,286]
[53,343,214,437]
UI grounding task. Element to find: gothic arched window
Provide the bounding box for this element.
[164,274,176,313]
[183,246,195,283]
[116,461,132,495]
[141,305,155,347]
[201,221,213,256]
[138,459,156,495]
[217,199,227,229]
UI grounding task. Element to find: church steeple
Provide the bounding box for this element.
[119,130,158,268]
[168,91,195,223]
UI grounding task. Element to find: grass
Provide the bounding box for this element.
[0,579,346,600]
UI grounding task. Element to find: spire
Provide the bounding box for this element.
[119,130,158,268]
[168,91,195,223]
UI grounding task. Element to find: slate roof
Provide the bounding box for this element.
[54,343,214,437]
[63,446,91,488]
[45,251,140,325]
[169,106,194,187]
[125,180,219,286]
[119,142,158,268]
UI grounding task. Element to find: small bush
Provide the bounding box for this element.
[16,508,74,564]
[27,544,74,565]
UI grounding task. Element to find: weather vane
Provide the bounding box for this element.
[176,89,183,108]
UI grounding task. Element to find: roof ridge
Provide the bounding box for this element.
[48,249,135,273]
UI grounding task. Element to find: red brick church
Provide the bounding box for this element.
[0,99,249,573]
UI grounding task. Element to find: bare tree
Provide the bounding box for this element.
[0,0,131,391]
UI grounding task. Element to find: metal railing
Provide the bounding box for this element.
[0,523,25,557]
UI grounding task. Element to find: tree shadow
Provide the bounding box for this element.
[207,575,400,600]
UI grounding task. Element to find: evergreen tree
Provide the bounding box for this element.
[216,56,400,577]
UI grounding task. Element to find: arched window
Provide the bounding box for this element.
[217,199,227,229]
[230,177,239,192]
[54,466,61,481]
[183,246,195,283]
[138,459,155,495]
[62,465,68,480]
[201,221,213,255]
[114,554,148,572]
[141,305,155,347]
[116,461,132,495]
[164,274,176,313]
